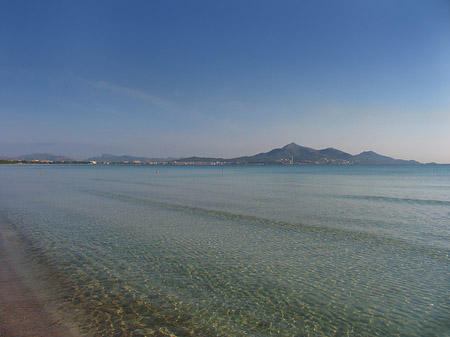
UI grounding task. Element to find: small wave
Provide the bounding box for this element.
[341,195,450,206]
[84,190,449,260]
[86,190,302,230]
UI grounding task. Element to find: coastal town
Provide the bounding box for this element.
[0,158,369,166]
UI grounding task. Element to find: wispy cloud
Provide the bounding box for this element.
[88,79,178,112]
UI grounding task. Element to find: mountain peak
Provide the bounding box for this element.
[282,142,300,149]
[359,151,378,155]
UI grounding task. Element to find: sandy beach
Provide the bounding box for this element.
[0,219,80,337]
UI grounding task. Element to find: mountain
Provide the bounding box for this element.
[1,153,75,162]
[353,151,421,165]
[176,143,422,165]
[87,154,177,163]
[230,143,354,164]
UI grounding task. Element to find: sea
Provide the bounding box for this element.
[0,164,449,336]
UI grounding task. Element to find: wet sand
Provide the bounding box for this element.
[0,220,81,337]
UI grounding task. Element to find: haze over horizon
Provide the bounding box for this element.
[1,1,449,163]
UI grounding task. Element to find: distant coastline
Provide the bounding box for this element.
[0,143,441,166]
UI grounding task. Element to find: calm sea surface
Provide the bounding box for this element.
[0,165,449,336]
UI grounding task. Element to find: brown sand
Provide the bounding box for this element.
[0,221,81,337]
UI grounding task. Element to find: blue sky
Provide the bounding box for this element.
[1,0,449,162]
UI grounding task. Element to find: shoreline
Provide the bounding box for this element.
[0,218,83,337]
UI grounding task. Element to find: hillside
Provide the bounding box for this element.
[353,151,421,165]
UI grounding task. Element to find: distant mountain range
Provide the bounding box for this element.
[1,153,75,162]
[177,143,422,165]
[1,143,423,165]
[87,154,178,163]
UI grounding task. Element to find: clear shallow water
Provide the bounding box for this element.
[0,165,449,336]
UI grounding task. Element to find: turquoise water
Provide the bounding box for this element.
[0,165,449,336]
